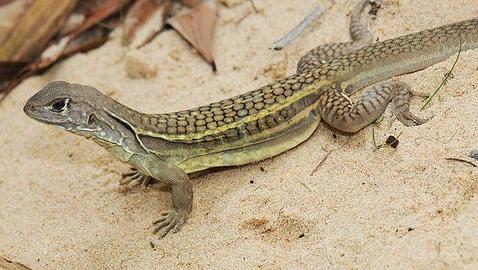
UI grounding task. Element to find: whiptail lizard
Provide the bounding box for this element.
[23,0,478,238]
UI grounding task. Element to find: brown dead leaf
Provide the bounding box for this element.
[124,0,172,48]
[181,0,202,7]
[0,0,77,61]
[62,23,114,57]
[0,0,31,44]
[0,62,28,82]
[169,0,217,70]
[60,0,110,35]
[67,0,131,38]
[0,19,117,101]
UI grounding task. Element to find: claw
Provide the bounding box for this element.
[152,210,187,238]
[127,179,143,189]
[119,168,153,190]
[409,90,429,98]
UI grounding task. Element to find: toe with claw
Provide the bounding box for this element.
[120,168,153,190]
[152,209,188,238]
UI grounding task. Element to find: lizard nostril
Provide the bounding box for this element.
[23,103,34,114]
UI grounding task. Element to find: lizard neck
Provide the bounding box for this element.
[79,94,148,156]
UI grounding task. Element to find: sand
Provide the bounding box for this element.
[1,0,477,269]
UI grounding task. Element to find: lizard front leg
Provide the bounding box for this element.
[120,168,153,190]
[129,154,193,238]
[317,81,428,133]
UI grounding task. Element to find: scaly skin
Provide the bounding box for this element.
[23,0,478,238]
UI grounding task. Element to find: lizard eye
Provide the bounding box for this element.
[50,99,68,112]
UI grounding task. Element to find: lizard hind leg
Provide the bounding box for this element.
[297,0,382,73]
[317,81,428,133]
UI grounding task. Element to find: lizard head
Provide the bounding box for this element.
[24,81,106,136]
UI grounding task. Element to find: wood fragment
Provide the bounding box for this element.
[0,0,77,61]
[123,0,172,48]
[445,158,477,168]
[310,151,331,176]
[271,5,322,50]
[0,256,32,270]
[168,0,217,70]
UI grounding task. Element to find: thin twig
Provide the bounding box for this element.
[372,128,379,149]
[310,138,350,176]
[421,38,462,110]
[271,5,323,50]
[248,0,258,13]
[445,157,477,168]
[310,151,331,176]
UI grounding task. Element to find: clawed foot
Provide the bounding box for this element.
[120,168,153,190]
[152,210,188,238]
[392,88,432,127]
[394,110,431,127]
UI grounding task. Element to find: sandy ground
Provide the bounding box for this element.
[1,0,478,269]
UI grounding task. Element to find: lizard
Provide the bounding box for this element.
[23,0,478,238]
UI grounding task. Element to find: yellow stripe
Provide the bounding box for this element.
[137,80,332,142]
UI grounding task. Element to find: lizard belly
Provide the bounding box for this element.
[176,111,321,173]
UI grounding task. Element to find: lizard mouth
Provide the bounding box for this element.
[23,102,68,127]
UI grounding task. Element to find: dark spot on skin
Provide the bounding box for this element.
[407,227,414,232]
[298,233,305,238]
[249,180,254,184]
[332,133,337,139]
[259,167,266,172]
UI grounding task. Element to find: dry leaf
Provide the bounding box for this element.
[67,0,131,38]
[124,0,172,48]
[169,0,217,70]
[60,0,110,35]
[0,0,31,44]
[0,0,77,61]
[62,23,114,57]
[0,21,116,100]
[0,62,28,81]
[181,0,202,7]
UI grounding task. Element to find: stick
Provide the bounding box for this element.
[271,5,322,50]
